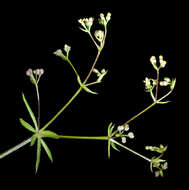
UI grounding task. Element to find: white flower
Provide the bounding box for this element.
[117,125,124,132]
[121,137,127,144]
[124,124,129,131]
[128,132,134,139]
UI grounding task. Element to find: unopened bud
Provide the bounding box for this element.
[121,137,127,144]
[26,68,33,77]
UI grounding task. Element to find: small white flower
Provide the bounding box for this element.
[121,137,127,144]
[150,56,157,65]
[144,77,152,90]
[128,132,134,139]
[159,55,167,68]
[117,125,124,132]
[94,30,104,42]
[160,81,169,86]
[124,124,129,131]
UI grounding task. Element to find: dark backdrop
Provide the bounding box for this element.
[1,2,177,188]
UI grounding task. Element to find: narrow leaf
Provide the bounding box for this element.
[150,162,153,173]
[41,139,53,162]
[22,93,38,130]
[79,27,88,33]
[30,134,37,146]
[35,138,41,173]
[157,101,171,104]
[170,78,176,90]
[109,124,115,136]
[111,142,120,152]
[19,118,35,133]
[41,130,59,139]
[77,76,98,95]
[108,140,111,159]
[107,122,113,136]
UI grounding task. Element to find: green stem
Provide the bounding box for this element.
[0,137,32,159]
[41,87,82,132]
[58,135,108,140]
[124,102,156,125]
[41,50,102,132]
[35,84,40,129]
[83,50,101,84]
[88,32,99,49]
[111,139,151,162]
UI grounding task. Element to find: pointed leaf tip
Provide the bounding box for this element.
[19,118,35,133]
[41,139,53,163]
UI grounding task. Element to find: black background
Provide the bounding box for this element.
[1,2,177,188]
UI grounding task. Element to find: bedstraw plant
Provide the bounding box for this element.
[0,12,175,177]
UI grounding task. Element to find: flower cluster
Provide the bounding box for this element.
[26,68,44,85]
[78,17,94,32]
[93,68,108,83]
[116,124,135,144]
[94,30,104,42]
[78,13,111,50]
[54,44,71,61]
[150,55,167,70]
[143,77,156,92]
[98,13,111,26]
[145,144,168,177]
[143,55,176,102]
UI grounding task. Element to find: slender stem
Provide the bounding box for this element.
[35,84,40,129]
[41,87,82,132]
[88,32,99,49]
[83,50,101,84]
[111,139,151,162]
[85,81,101,87]
[58,135,108,140]
[157,90,173,103]
[124,102,156,125]
[41,49,102,132]
[0,137,32,159]
[155,69,160,100]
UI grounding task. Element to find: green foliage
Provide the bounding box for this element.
[0,12,175,178]
[22,93,38,130]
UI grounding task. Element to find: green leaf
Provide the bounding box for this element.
[159,169,164,177]
[35,138,41,173]
[79,27,88,33]
[30,76,36,85]
[22,93,38,130]
[109,125,115,136]
[150,161,153,173]
[77,76,98,95]
[157,101,171,104]
[170,78,176,90]
[40,139,53,163]
[108,122,113,136]
[19,118,35,133]
[30,134,37,146]
[108,140,111,159]
[111,142,120,152]
[41,130,59,139]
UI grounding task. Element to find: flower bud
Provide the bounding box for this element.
[160,81,169,86]
[106,12,111,22]
[26,68,33,77]
[121,137,127,144]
